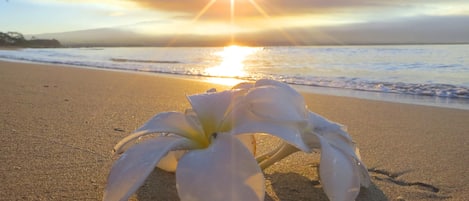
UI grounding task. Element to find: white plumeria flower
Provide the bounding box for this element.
[234,79,371,201]
[104,89,264,201]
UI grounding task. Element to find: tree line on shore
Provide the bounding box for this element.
[0,31,62,48]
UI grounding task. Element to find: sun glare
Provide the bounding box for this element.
[175,0,298,46]
[205,45,260,78]
[230,0,235,43]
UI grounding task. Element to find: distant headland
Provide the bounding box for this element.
[1,31,62,48]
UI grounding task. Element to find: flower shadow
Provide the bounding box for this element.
[135,169,179,201]
[135,169,277,201]
[265,172,388,201]
[265,172,328,201]
[134,169,388,201]
[356,182,389,201]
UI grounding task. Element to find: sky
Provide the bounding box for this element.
[1,0,468,45]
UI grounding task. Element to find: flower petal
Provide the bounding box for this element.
[253,79,287,87]
[113,111,206,154]
[232,82,254,90]
[301,129,370,188]
[308,112,353,142]
[302,112,355,154]
[244,85,307,122]
[104,136,190,201]
[187,90,234,135]
[318,136,361,201]
[236,134,256,155]
[298,130,321,150]
[231,100,310,152]
[353,154,371,188]
[135,112,204,139]
[308,112,371,187]
[176,133,265,201]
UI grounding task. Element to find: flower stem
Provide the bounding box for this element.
[255,143,284,163]
[257,142,299,170]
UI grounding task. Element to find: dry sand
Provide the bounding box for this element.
[0,60,468,201]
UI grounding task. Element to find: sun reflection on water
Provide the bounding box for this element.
[203,45,261,86]
[205,45,261,78]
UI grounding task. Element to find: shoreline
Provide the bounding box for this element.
[294,84,469,111]
[1,60,468,200]
[1,58,468,111]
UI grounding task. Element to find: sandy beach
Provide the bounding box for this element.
[1,60,468,201]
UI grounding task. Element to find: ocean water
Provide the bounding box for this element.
[1,45,468,109]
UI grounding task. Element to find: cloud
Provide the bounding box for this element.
[129,0,372,12]
[108,11,126,16]
[128,0,376,19]
[129,0,257,21]
[250,15,469,45]
[128,0,469,25]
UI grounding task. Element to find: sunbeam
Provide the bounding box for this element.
[230,0,235,44]
[166,0,217,46]
[168,0,304,46]
[192,0,218,23]
[247,0,298,45]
